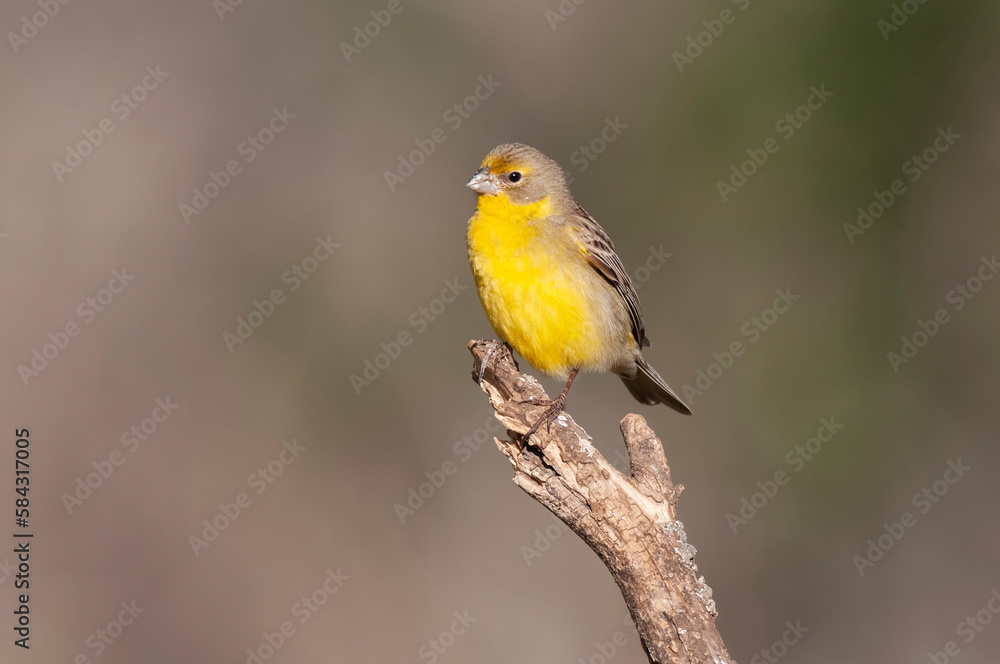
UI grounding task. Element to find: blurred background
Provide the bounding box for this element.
[1,0,998,662]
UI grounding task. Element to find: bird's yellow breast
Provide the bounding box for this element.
[467,194,605,378]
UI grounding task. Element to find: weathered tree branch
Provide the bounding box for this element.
[469,340,735,664]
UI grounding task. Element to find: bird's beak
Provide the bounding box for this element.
[466,166,499,195]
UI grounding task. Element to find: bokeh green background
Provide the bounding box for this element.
[1,0,998,661]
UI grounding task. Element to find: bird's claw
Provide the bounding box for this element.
[477,340,516,385]
[523,394,567,441]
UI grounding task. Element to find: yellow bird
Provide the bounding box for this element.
[466,143,691,438]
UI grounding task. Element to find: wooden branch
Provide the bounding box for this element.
[469,340,735,664]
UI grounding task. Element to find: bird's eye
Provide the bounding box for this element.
[507,171,522,183]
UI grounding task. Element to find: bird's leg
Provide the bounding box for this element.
[478,340,518,385]
[524,369,579,441]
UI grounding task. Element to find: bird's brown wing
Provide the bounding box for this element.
[571,205,649,349]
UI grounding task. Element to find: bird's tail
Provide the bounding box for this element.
[620,356,692,415]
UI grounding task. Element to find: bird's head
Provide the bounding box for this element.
[466,143,570,207]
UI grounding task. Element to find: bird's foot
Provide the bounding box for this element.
[478,340,517,385]
[523,393,567,441]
